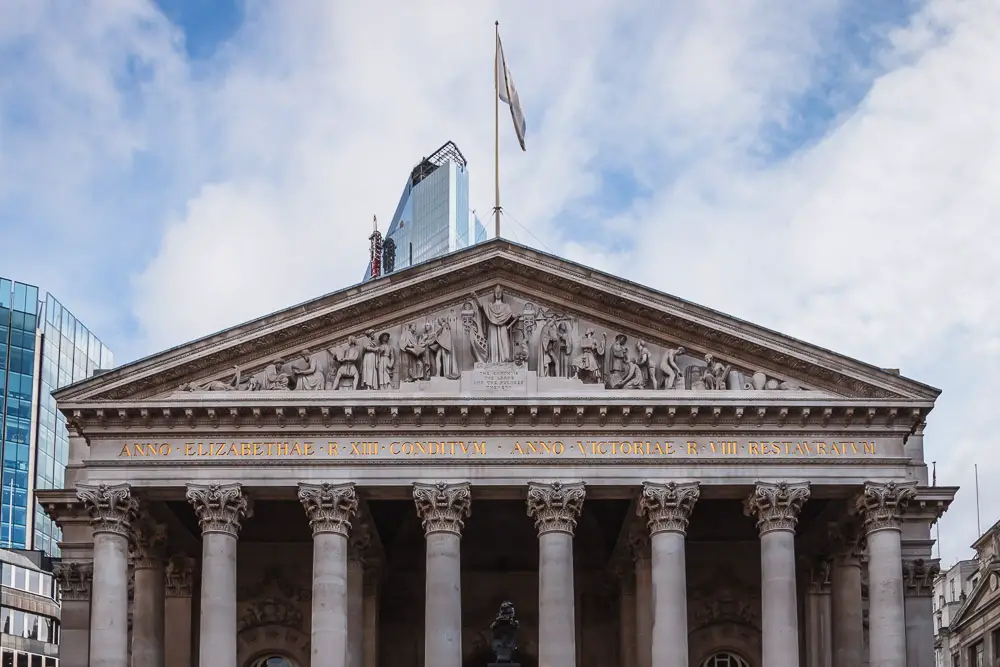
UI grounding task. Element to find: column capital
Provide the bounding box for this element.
[53,560,93,602]
[77,482,139,537]
[413,481,471,536]
[902,557,940,598]
[350,518,372,561]
[806,556,833,594]
[129,518,167,570]
[165,554,197,598]
[526,481,586,536]
[743,480,810,535]
[637,481,700,535]
[185,482,252,537]
[828,518,865,565]
[297,482,358,537]
[855,481,918,534]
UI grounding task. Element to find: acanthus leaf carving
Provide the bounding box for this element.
[743,481,811,535]
[186,483,252,537]
[637,481,700,535]
[53,561,93,602]
[526,481,586,536]
[77,483,139,537]
[856,481,918,534]
[413,482,471,536]
[297,482,358,537]
[165,554,197,597]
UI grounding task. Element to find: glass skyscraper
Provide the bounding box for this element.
[0,279,112,556]
[365,141,488,281]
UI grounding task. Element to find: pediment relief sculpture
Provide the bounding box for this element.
[179,285,809,395]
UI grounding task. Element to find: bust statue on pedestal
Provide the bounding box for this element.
[489,600,520,666]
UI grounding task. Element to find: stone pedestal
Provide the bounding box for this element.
[527,481,585,667]
[414,482,471,667]
[79,483,139,667]
[638,481,700,667]
[744,481,810,667]
[186,483,251,667]
[857,482,918,667]
[299,482,359,667]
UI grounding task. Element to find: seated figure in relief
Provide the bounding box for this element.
[608,334,645,390]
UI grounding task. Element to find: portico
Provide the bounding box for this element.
[37,240,956,667]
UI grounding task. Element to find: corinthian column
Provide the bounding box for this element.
[77,483,138,667]
[185,483,251,667]
[164,555,196,667]
[298,482,358,667]
[856,481,918,667]
[130,518,167,667]
[744,481,810,667]
[638,481,699,667]
[413,482,471,667]
[53,561,94,667]
[527,481,585,667]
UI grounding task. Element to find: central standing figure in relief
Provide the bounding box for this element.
[468,286,518,363]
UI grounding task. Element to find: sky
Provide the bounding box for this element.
[1,0,998,566]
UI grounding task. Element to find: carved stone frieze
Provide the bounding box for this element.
[77,483,139,537]
[63,244,926,402]
[172,283,811,398]
[689,569,761,632]
[413,482,471,536]
[743,481,811,535]
[129,518,167,570]
[855,481,918,534]
[297,482,358,537]
[526,481,586,536]
[902,558,940,597]
[53,561,93,601]
[637,481,700,535]
[238,566,311,603]
[165,554,197,597]
[186,483,252,537]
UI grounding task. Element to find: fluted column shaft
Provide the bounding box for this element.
[299,482,359,667]
[54,562,93,667]
[164,555,196,667]
[130,519,167,667]
[638,481,700,667]
[186,483,251,667]
[414,482,471,667]
[745,481,810,667]
[78,483,138,667]
[831,552,864,667]
[858,482,918,667]
[527,481,585,667]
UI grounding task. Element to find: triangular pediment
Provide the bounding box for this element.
[950,563,1000,630]
[55,240,938,403]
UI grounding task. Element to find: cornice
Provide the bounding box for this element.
[53,241,938,404]
[62,397,930,433]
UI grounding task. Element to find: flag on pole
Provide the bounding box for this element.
[496,35,527,151]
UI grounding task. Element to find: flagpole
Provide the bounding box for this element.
[493,20,501,239]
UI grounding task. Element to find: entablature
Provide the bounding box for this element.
[62,395,932,433]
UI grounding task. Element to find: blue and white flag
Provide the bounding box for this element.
[496,35,526,151]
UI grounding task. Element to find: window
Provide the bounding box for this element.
[702,653,751,667]
[969,642,984,667]
[250,657,296,667]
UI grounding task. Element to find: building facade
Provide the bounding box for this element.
[0,279,113,556]
[934,520,1000,666]
[364,141,487,281]
[40,241,954,667]
[0,548,61,665]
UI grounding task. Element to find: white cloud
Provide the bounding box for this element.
[2,0,999,564]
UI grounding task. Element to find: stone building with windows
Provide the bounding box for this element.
[0,549,61,666]
[36,240,955,667]
[934,519,1000,666]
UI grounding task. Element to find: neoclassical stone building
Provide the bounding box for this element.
[38,240,956,667]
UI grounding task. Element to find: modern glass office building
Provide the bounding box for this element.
[0,279,112,556]
[364,141,488,281]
